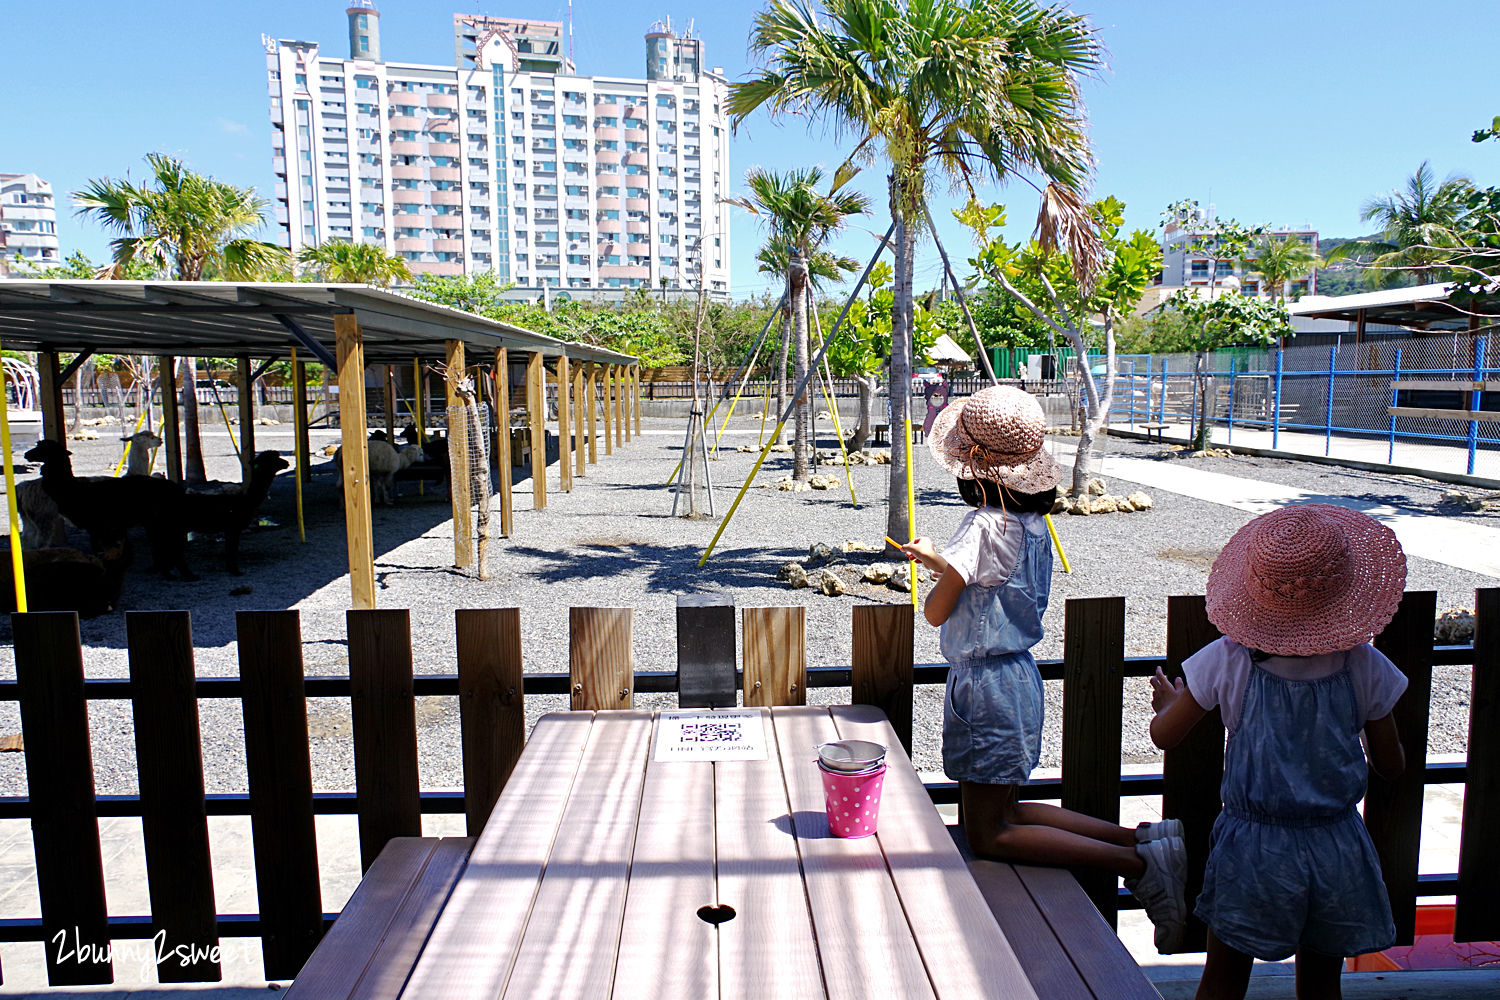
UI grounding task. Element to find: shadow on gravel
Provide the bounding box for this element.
[504,539,803,593]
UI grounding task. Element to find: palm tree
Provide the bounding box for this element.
[1326,162,1475,287]
[728,166,868,479]
[1242,235,1321,304]
[729,0,1103,539]
[74,154,288,482]
[298,240,412,286]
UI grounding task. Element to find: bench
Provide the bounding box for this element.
[1138,422,1171,443]
[284,836,472,998]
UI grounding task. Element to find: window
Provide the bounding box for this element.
[1189,261,1209,278]
[656,95,674,108]
[359,36,369,53]
[627,186,647,199]
[355,76,377,90]
[295,99,310,111]
[596,140,619,151]
[295,73,307,87]
[1216,260,1234,276]
[596,116,619,128]
[598,209,620,220]
[599,186,620,196]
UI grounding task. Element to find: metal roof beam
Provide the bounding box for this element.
[274,314,338,369]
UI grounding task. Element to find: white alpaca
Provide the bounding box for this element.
[332,438,424,506]
[121,430,163,477]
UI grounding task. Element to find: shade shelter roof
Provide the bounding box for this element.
[0,280,637,368]
[1288,281,1500,329]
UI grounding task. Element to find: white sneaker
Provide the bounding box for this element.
[1125,835,1187,953]
[1135,818,1185,844]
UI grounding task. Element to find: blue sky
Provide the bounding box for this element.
[3,1,1495,299]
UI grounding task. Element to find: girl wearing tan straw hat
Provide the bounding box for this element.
[1148,504,1410,996]
[900,385,1190,952]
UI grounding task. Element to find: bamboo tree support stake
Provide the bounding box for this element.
[557,355,572,493]
[809,297,857,507]
[699,221,895,567]
[1,355,28,611]
[291,349,307,544]
[494,349,513,538]
[923,200,999,385]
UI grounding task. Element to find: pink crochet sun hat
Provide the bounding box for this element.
[926,385,1064,493]
[1206,504,1407,657]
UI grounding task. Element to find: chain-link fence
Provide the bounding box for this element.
[446,401,492,579]
[1108,334,1500,479]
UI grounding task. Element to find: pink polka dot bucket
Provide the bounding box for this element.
[819,760,887,839]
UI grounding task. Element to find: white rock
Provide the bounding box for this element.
[1435,607,1475,643]
[863,562,895,584]
[1086,477,1107,496]
[1127,492,1153,511]
[815,570,847,596]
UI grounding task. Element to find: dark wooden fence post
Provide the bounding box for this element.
[676,594,737,710]
[569,607,635,710]
[455,608,526,836]
[851,605,914,753]
[13,612,113,986]
[1364,590,1436,946]
[126,611,220,982]
[1060,596,1127,926]
[743,607,806,707]
[348,609,422,872]
[238,610,323,980]
[1455,587,1499,942]
[1162,595,1224,954]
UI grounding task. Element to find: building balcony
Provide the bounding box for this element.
[390,141,425,155]
[599,264,649,278]
[426,93,458,110]
[433,238,464,252]
[625,198,650,212]
[595,150,621,165]
[626,221,650,235]
[272,156,286,174]
[596,197,620,211]
[392,190,425,204]
[593,126,621,141]
[414,260,465,276]
[431,190,462,205]
[430,167,461,181]
[388,115,422,130]
[623,152,648,167]
[623,126,648,141]
[592,103,617,115]
[596,220,621,234]
[391,164,426,180]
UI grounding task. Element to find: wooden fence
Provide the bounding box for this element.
[0,589,1494,987]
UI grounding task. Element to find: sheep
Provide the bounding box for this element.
[120,430,163,477]
[181,451,290,574]
[0,542,128,618]
[331,434,426,506]
[22,440,196,580]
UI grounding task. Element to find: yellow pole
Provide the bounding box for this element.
[698,417,789,568]
[905,415,917,608]
[809,302,856,507]
[291,348,306,544]
[1,357,28,611]
[1045,513,1072,574]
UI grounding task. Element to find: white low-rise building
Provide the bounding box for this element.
[0,173,60,271]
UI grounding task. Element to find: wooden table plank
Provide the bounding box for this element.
[399,713,596,999]
[716,709,827,1000]
[770,707,935,1000]
[500,710,654,1000]
[1013,865,1161,1000]
[966,862,1092,1000]
[829,705,1038,1000]
[349,838,473,1000]
[611,734,717,1000]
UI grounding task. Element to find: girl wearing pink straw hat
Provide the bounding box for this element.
[900,385,1189,952]
[1149,504,1409,997]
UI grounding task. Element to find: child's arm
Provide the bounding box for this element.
[899,537,964,626]
[1148,666,1208,750]
[1363,712,1405,780]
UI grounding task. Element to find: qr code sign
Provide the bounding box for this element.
[679,722,744,744]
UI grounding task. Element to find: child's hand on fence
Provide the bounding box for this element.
[1150,666,1185,714]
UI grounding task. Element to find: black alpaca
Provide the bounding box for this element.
[181,451,291,575]
[23,440,197,580]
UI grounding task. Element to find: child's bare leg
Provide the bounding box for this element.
[1293,950,1343,1000]
[1195,930,1253,1000]
[962,782,1144,877]
[1011,800,1138,847]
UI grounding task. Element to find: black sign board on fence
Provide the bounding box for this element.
[676,593,736,709]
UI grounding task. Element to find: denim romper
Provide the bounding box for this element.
[1196,653,1397,961]
[939,513,1051,785]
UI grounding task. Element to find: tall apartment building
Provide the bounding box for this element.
[0,173,61,271]
[1161,203,1317,300]
[265,4,731,299]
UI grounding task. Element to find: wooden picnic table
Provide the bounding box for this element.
[287,704,1157,999]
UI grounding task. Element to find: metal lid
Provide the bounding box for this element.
[816,740,887,773]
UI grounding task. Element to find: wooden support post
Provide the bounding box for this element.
[676,594,736,709]
[456,608,526,834]
[603,364,614,455]
[1456,587,1500,942]
[445,340,472,570]
[619,364,630,442]
[347,608,422,872]
[126,611,221,982]
[851,605,914,753]
[236,355,255,484]
[36,351,65,444]
[1060,596,1127,926]
[586,363,598,464]
[526,351,545,510]
[1365,590,1437,945]
[573,363,586,478]
[335,313,376,610]
[158,355,183,483]
[633,363,641,435]
[1163,595,1225,953]
[293,357,309,518]
[384,364,396,439]
[569,607,634,709]
[743,606,806,706]
[494,349,513,538]
[613,364,624,446]
[557,354,573,492]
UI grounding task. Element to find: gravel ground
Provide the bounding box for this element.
[0,419,1491,798]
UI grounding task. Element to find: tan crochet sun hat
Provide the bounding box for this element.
[926,385,1064,493]
[1206,504,1407,657]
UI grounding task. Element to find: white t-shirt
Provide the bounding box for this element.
[1182,637,1408,732]
[941,507,1045,587]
